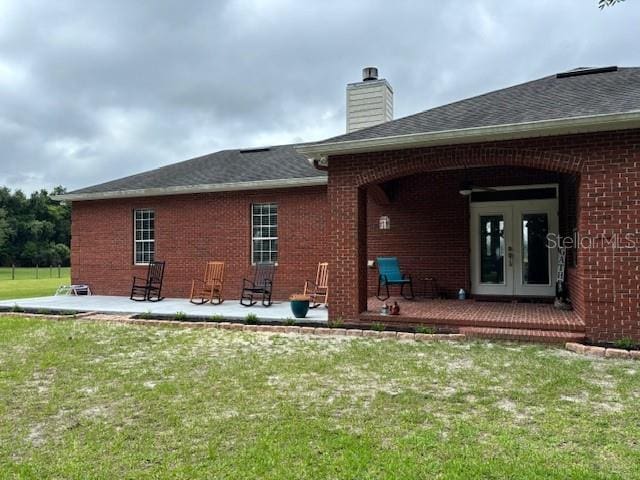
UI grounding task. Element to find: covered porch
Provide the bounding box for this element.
[327,146,592,342]
[364,165,579,302]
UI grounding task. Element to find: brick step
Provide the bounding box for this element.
[359,313,585,333]
[459,326,586,344]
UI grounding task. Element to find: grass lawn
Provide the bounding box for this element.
[1,318,639,479]
[0,267,71,301]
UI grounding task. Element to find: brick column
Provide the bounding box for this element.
[328,181,368,321]
[578,159,640,341]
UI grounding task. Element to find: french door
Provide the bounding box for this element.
[470,199,558,297]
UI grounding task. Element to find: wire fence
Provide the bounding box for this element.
[0,265,71,281]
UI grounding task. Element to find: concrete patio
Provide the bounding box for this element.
[0,295,328,323]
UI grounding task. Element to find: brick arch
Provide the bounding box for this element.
[353,146,583,187]
[330,131,640,341]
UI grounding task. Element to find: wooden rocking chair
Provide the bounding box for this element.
[240,263,275,307]
[304,262,328,308]
[190,261,224,305]
[130,261,166,302]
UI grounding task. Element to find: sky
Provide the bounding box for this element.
[0,0,638,193]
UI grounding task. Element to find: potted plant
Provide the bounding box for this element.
[290,294,310,318]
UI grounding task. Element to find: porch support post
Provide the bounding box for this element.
[577,160,640,341]
[328,182,368,321]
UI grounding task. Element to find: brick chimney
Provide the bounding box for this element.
[346,67,393,133]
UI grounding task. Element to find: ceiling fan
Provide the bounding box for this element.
[458,182,499,196]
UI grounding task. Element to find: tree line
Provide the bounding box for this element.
[0,186,71,267]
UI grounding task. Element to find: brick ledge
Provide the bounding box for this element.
[566,342,640,360]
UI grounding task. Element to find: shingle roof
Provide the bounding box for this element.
[68,143,326,196]
[316,66,640,144]
[64,66,640,200]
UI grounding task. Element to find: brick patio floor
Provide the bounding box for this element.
[366,297,584,331]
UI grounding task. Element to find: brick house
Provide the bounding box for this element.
[57,66,640,342]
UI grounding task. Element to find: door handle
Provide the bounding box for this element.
[507,246,513,267]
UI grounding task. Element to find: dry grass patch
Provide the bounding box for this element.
[0,317,639,479]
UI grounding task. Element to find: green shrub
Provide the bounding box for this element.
[139,310,153,320]
[209,314,224,322]
[284,317,296,326]
[11,304,24,313]
[36,308,50,315]
[371,322,385,332]
[245,313,258,325]
[174,311,187,321]
[613,337,635,350]
[328,317,344,329]
[415,325,436,334]
[61,310,77,316]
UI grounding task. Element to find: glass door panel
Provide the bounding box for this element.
[480,215,505,284]
[521,213,549,285]
[513,199,558,297]
[471,206,513,296]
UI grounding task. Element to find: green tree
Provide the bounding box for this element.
[0,208,8,252]
[0,186,71,267]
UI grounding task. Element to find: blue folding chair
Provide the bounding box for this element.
[376,257,414,301]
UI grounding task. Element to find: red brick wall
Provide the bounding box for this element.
[366,166,568,298]
[328,129,640,341]
[71,186,328,300]
[70,129,640,341]
[566,267,583,319]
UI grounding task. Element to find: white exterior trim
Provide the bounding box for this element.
[251,202,278,265]
[133,208,155,265]
[297,110,640,161]
[469,184,560,297]
[52,176,328,202]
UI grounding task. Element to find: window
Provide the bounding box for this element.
[251,203,277,264]
[134,209,155,264]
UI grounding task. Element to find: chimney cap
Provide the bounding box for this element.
[362,66,378,81]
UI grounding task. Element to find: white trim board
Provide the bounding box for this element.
[297,110,640,161]
[52,176,328,202]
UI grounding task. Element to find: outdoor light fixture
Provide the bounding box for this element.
[379,215,390,230]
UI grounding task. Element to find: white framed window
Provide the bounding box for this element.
[134,209,155,264]
[251,203,277,264]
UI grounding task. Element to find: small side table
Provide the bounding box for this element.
[422,277,439,299]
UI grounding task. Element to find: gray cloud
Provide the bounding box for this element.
[0,0,638,192]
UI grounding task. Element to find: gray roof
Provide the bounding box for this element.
[317,66,640,144]
[65,66,640,200]
[68,144,326,196]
